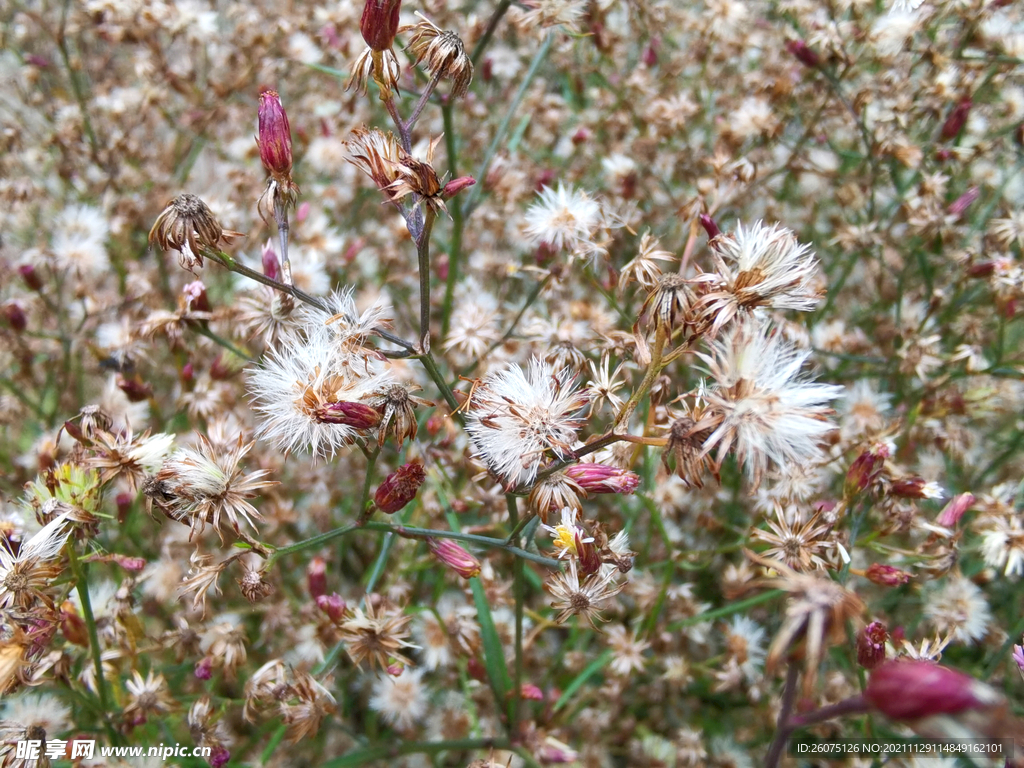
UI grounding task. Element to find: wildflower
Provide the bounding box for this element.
[924,573,991,644]
[345,127,446,213]
[750,509,833,572]
[639,273,697,337]
[427,539,481,579]
[541,507,594,559]
[148,435,274,541]
[243,659,289,723]
[188,696,232,765]
[86,428,175,492]
[365,383,431,448]
[723,615,767,682]
[338,598,416,670]
[123,670,173,725]
[584,354,629,415]
[978,514,1024,577]
[148,194,240,272]
[606,625,649,676]
[857,621,888,670]
[404,13,474,99]
[369,667,427,730]
[890,477,944,499]
[546,558,625,627]
[237,564,273,603]
[256,90,299,224]
[563,463,640,496]
[864,659,1004,725]
[698,317,842,486]
[618,232,676,292]
[52,203,110,274]
[523,183,602,252]
[201,619,248,678]
[521,0,586,29]
[465,358,589,488]
[661,400,719,488]
[526,472,584,522]
[749,551,864,697]
[863,563,912,586]
[0,514,72,609]
[374,463,426,514]
[176,550,231,615]
[348,45,401,97]
[692,220,822,337]
[281,672,337,742]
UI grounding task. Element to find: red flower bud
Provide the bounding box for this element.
[307,556,327,599]
[946,186,979,218]
[117,374,153,403]
[467,656,487,682]
[890,477,943,500]
[314,401,382,429]
[785,39,820,68]
[360,0,401,52]
[564,463,640,495]
[258,90,293,180]
[936,492,974,528]
[316,593,347,623]
[111,555,147,571]
[2,301,27,332]
[374,462,426,514]
[261,241,281,281]
[865,660,1002,721]
[577,532,602,576]
[699,213,721,242]
[18,264,44,291]
[966,260,997,278]
[864,563,912,587]
[520,683,544,701]
[209,746,231,768]
[194,656,214,680]
[940,97,972,141]
[428,538,481,579]
[857,621,888,670]
[442,176,476,199]
[845,441,893,497]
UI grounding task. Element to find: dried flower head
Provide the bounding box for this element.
[280,672,337,743]
[524,184,602,252]
[338,598,416,671]
[149,194,240,271]
[465,358,590,489]
[404,13,474,99]
[348,46,402,97]
[0,514,72,609]
[546,558,625,627]
[365,383,432,448]
[345,127,446,213]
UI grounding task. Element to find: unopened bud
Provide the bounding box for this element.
[785,39,820,68]
[63,419,87,445]
[111,554,146,571]
[183,280,211,313]
[18,264,44,291]
[699,213,721,242]
[194,656,214,680]
[865,563,912,587]
[936,492,974,528]
[316,593,347,623]
[314,401,382,429]
[442,176,476,198]
[258,90,293,180]
[467,656,487,682]
[946,186,979,218]
[60,601,88,647]
[891,477,944,500]
[857,621,888,670]
[360,0,402,52]
[845,441,893,497]
[261,241,281,280]
[307,557,327,599]
[115,492,133,523]
[520,683,544,701]
[373,462,426,514]
[428,538,481,579]
[864,660,1002,722]
[642,43,658,67]
[117,374,153,403]
[564,463,640,495]
[209,746,231,768]
[966,260,997,278]
[940,97,972,141]
[2,301,27,332]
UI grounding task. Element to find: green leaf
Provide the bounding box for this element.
[553,650,612,712]
[470,576,512,704]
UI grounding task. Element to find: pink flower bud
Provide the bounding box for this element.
[642,42,658,67]
[117,375,153,403]
[360,0,401,52]
[857,621,888,670]
[111,555,147,572]
[115,492,133,523]
[936,492,974,528]
[699,213,721,242]
[442,176,476,198]
[209,746,231,768]
[1013,644,1024,673]
[18,264,44,291]
[307,556,327,599]
[314,401,382,429]
[258,90,293,179]
[316,593,347,623]
[261,241,281,281]
[428,538,481,579]
[865,660,1002,721]
[785,39,820,68]
[864,563,912,587]
[195,656,214,680]
[940,97,972,141]
[520,683,544,701]
[374,463,426,514]
[181,362,194,383]
[2,301,26,332]
[564,463,640,495]
[946,186,980,218]
[183,280,211,313]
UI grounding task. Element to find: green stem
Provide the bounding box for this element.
[506,495,525,739]
[361,521,561,568]
[613,322,668,432]
[417,209,437,353]
[265,523,359,569]
[464,33,554,215]
[68,547,117,742]
[416,351,460,413]
[440,103,463,340]
[470,0,514,66]
[192,323,253,362]
[667,589,786,631]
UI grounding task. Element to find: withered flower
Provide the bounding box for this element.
[280,672,337,743]
[404,13,474,99]
[345,127,448,214]
[338,598,417,670]
[348,48,401,98]
[661,403,718,488]
[0,514,72,610]
[238,564,273,604]
[546,558,625,628]
[639,273,698,339]
[365,383,432,448]
[149,194,241,272]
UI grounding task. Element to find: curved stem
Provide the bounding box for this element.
[612,322,668,432]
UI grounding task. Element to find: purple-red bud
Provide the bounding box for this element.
[699,213,721,242]
[360,0,402,52]
[577,532,602,576]
[111,554,147,572]
[18,264,44,291]
[117,374,153,403]
[864,563,912,587]
[442,176,476,199]
[373,462,426,514]
[785,39,821,68]
[564,463,640,495]
[428,538,482,579]
[261,241,281,281]
[60,601,88,647]
[936,492,974,528]
[520,683,544,701]
[845,441,893,497]
[865,660,1001,721]
[946,186,980,218]
[940,97,972,141]
[2,301,27,332]
[183,280,211,314]
[314,401,382,429]
[857,621,888,670]
[316,593,347,623]
[194,656,214,680]
[209,746,231,768]
[258,90,293,179]
[890,477,942,500]
[307,556,327,600]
